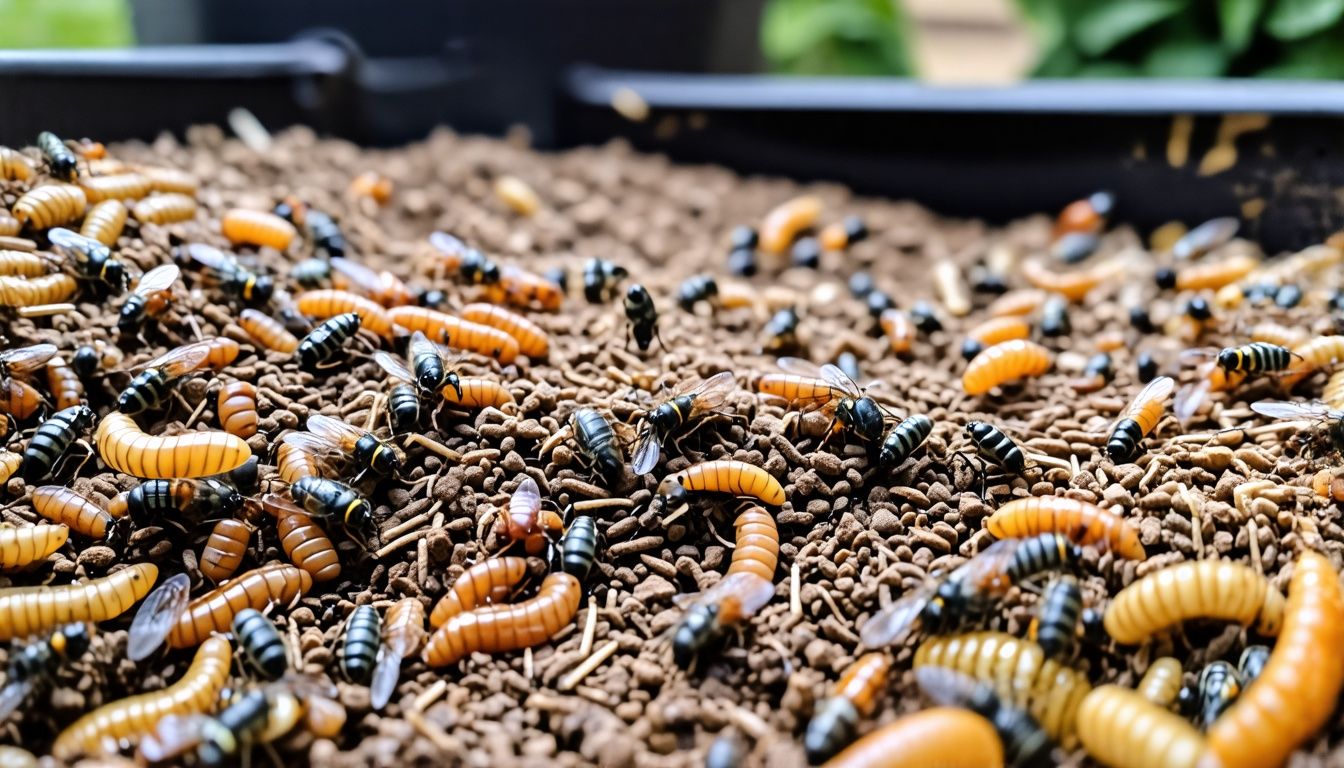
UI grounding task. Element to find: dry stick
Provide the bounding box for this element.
[374,529,426,560]
[417,537,429,587]
[1026,451,1071,471]
[1179,482,1203,559]
[382,512,430,542]
[405,433,462,462]
[407,682,460,753]
[1139,456,1168,491]
[571,497,633,512]
[185,311,204,341]
[339,391,374,416]
[579,604,598,657]
[364,394,384,432]
[815,584,843,621]
[523,647,533,681]
[1247,517,1263,574]
[558,639,618,692]
[790,562,802,618]
[16,303,75,318]
[182,390,212,429]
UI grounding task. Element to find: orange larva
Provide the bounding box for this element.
[275,441,319,484]
[221,209,296,250]
[962,339,1052,396]
[238,308,300,353]
[966,316,1031,347]
[79,200,128,246]
[1280,335,1344,390]
[0,524,68,570]
[139,166,199,196]
[1076,685,1203,768]
[759,195,822,255]
[94,412,252,479]
[388,305,520,364]
[0,147,35,181]
[460,303,549,357]
[493,175,541,217]
[1021,259,1110,302]
[12,185,87,229]
[805,652,892,762]
[755,372,840,411]
[0,379,43,419]
[0,273,78,307]
[78,173,152,203]
[199,518,251,583]
[728,506,778,583]
[1138,657,1184,710]
[423,572,581,666]
[166,563,311,648]
[44,358,82,410]
[1160,254,1258,292]
[987,289,1047,317]
[824,708,1002,768]
[51,635,232,760]
[1203,551,1344,768]
[132,193,197,225]
[0,452,18,485]
[878,309,914,354]
[275,511,341,582]
[656,460,786,507]
[217,382,258,438]
[1103,560,1285,644]
[297,289,393,339]
[0,562,156,640]
[985,496,1145,560]
[0,250,51,278]
[430,556,528,627]
[485,268,564,312]
[348,171,393,205]
[31,486,115,539]
[441,377,515,411]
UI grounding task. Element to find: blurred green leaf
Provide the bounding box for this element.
[1142,36,1231,77]
[1218,0,1264,51]
[1013,0,1070,51]
[762,0,911,75]
[1074,60,1144,77]
[1075,0,1188,55]
[0,0,133,48]
[1265,0,1344,40]
[1030,41,1083,76]
[1259,26,1344,76]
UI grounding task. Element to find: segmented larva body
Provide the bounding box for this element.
[383,597,428,658]
[1021,259,1110,301]
[914,631,1091,747]
[967,316,1031,347]
[804,652,892,763]
[1281,335,1344,390]
[1165,254,1258,291]
[51,635,232,760]
[759,195,822,255]
[1138,657,1184,709]
[0,273,78,307]
[493,175,541,216]
[297,289,393,339]
[988,289,1048,317]
[221,209,297,250]
[95,412,252,479]
[239,308,300,353]
[487,269,564,312]
[132,193,198,225]
[441,377,515,410]
[0,452,20,485]
[1076,685,1203,768]
[0,213,19,237]
[1203,551,1344,768]
[661,460,786,506]
[0,562,156,640]
[46,357,83,410]
[962,339,1052,396]
[199,337,240,371]
[755,373,840,410]
[0,524,68,570]
[728,506,779,583]
[217,381,258,438]
[167,563,312,648]
[1103,560,1285,644]
[824,708,1003,768]
[12,185,86,229]
[199,518,251,583]
[423,572,581,666]
[78,173,152,203]
[0,250,50,277]
[0,147,35,181]
[31,486,115,539]
[388,305,521,364]
[1325,368,1344,410]
[879,309,914,354]
[79,199,128,246]
[1247,324,1309,350]
[139,166,199,195]
[276,512,341,582]
[0,746,35,768]
[276,441,320,484]
[0,379,42,420]
[430,557,528,627]
[460,303,549,357]
[985,496,1145,560]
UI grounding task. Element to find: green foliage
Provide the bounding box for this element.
[1016,0,1344,78]
[0,0,134,48]
[762,0,912,76]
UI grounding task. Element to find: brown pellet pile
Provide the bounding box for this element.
[0,123,1342,767]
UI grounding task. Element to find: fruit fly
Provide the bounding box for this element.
[1250,399,1344,458]
[631,371,736,475]
[118,263,180,335]
[117,340,214,416]
[284,413,401,479]
[624,284,661,352]
[1216,341,1293,375]
[288,476,374,535]
[0,624,92,722]
[583,258,627,303]
[177,243,273,305]
[47,227,127,291]
[672,571,774,666]
[330,256,412,307]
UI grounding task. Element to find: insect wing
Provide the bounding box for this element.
[48,227,107,261]
[0,343,58,377]
[330,257,384,297]
[0,679,32,723]
[132,263,180,298]
[182,242,236,273]
[712,572,774,617]
[306,413,366,449]
[1173,379,1211,426]
[136,340,213,378]
[1251,399,1344,421]
[684,370,737,416]
[1173,217,1238,260]
[630,426,661,476]
[953,539,1020,596]
[428,231,468,257]
[1129,375,1175,411]
[128,572,190,661]
[776,356,823,378]
[137,713,209,763]
[1178,348,1218,367]
[369,645,400,710]
[859,584,934,648]
[374,351,415,383]
[819,363,863,397]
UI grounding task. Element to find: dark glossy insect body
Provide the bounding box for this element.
[911,301,942,333]
[1033,575,1082,660]
[542,266,567,292]
[1040,297,1070,337]
[764,307,800,353]
[571,408,623,486]
[117,369,179,416]
[966,421,1026,474]
[70,347,99,381]
[727,248,757,277]
[290,257,331,288]
[835,395,884,445]
[1082,353,1112,383]
[624,284,660,351]
[878,415,933,468]
[678,274,718,311]
[275,199,345,258]
[914,666,1054,768]
[1237,645,1269,686]
[1137,352,1158,382]
[410,336,458,396]
[297,312,360,369]
[37,131,77,181]
[1217,341,1291,374]
[22,405,93,483]
[865,291,894,317]
[1180,660,1240,731]
[117,297,151,335]
[354,432,400,477]
[232,608,286,680]
[48,228,125,291]
[290,476,372,532]
[1276,284,1303,308]
[459,248,500,285]
[805,653,890,764]
[836,352,861,382]
[126,479,244,525]
[343,605,381,684]
[583,258,627,303]
[388,383,419,432]
[791,237,821,268]
[561,516,597,580]
[180,245,273,305]
[1129,305,1154,333]
[1006,534,1080,584]
[198,689,269,767]
[9,623,90,686]
[672,601,721,666]
[729,226,757,251]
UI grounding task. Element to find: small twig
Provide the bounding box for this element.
[374,529,426,560]
[340,391,375,416]
[1026,451,1071,471]
[405,433,462,462]
[364,394,384,432]
[558,639,618,691]
[1247,517,1263,574]
[182,390,212,429]
[16,303,76,318]
[571,497,633,512]
[790,562,802,618]
[414,680,447,712]
[382,512,429,542]
[579,604,598,657]
[524,647,533,680]
[1178,482,1203,558]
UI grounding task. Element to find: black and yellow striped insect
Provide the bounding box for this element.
[126,478,245,526]
[1237,645,1270,687]
[48,228,127,292]
[0,623,92,722]
[232,608,286,680]
[36,131,77,181]
[624,284,662,352]
[342,605,381,685]
[631,371,736,475]
[284,414,400,479]
[275,197,346,258]
[878,415,933,470]
[118,263,181,336]
[964,421,1027,474]
[913,666,1055,768]
[1179,660,1240,731]
[177,243,274,305]
[1216,341,1292,375]
[1030,575,1082,661]
[117,340,214,416]
[21,405,94,483]
[289,476,373,534]
[296,312,361,370]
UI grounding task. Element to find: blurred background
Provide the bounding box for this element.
[5,0,1342,82]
